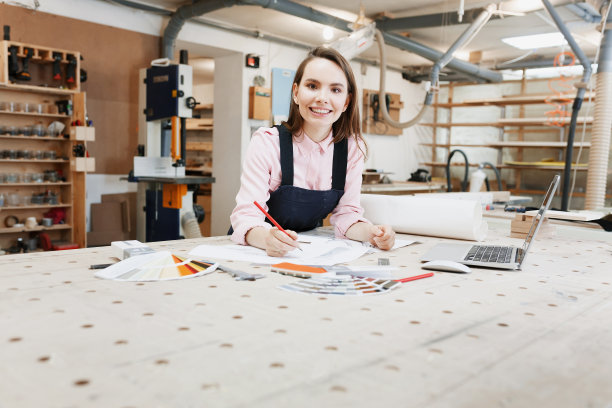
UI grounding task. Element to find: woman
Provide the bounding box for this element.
[230,46,395,256]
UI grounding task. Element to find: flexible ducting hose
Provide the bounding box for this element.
[181,211,203,239]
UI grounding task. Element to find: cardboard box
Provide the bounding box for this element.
[249,86,271,120]
[71,157,95,172]
[196,194,212,237]
[87,192,137,246]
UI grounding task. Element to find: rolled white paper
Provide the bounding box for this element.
[360,194,487,241]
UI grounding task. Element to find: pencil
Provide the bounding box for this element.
[395,272,434,283]
[253,201,302,251]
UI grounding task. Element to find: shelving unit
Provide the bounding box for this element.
[420,76,595,196]
[185,103,213,236]
[0,41,91,251]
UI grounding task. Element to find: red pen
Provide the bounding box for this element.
[253,201,302,251]
[395,272,434,283]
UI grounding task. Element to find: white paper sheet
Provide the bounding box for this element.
[360,194,487,241]
[188,235,370,266]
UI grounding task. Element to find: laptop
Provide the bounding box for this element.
[421,174,560,270]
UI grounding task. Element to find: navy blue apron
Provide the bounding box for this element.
[229,124,347,234]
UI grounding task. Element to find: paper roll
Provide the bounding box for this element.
[360,194,488,241]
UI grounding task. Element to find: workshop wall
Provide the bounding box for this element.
[0,4,159,175]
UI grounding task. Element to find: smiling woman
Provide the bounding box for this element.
[229,46,396,257]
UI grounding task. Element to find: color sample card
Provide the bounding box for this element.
[94,251,219,282]
[279,275,401,296]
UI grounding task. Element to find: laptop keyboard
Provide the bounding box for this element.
[465,245,513,263]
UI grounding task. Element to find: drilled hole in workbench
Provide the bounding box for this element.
[9,337,22,342]
[425,291,434,295]
[208,285,217,288]
[42,272,51,275]
[395,299,404,303]
[226,260,234,263]
[603,282,610,285]
[115,340,128,345]
[38,356,50,362]
[519,287,527,290]
[164,292,173,296]
[472,301,481,304]
[195,303,206,306]
[155,359,169,365]
[232,315,243,319]
[278,305,288,309]
[81,324,94,329]
[86,290,96,293]
[319,297,327,301]
[322,317,332,321]
[270,362,284,368]
[572,270,580,273]
[29,298,40,302]
[385,365,400,371]
[219,343,233,348]
[497,293,505,297]
[410,320,420,325]
[429,348,443,354]
[53,309,64,313]
[568,296,577,300]
[467,334,479,339]
[330,385,346,392]
[24,265,32,268]
[325,346,338,351]
[548,304,558,307]
[452,285,460,288]
[539,281,547,283]
[178,327,190,331]
[143,313,154,316]
[274,329,287,333]
[73,379,90,386]
[63,281,72,284]
[136,283,145,286]
[587,288,595,292]
[371,332,383,336]
[241,294,250,298]
[361,308,370,311]
[69,260,77,264]
[8,288,18,291]
[201,383,220,390]
[496,273,503,276]
[525,312,535,316]
[112,300,122,304]
[442,310,453,314]
[498,323,509,327]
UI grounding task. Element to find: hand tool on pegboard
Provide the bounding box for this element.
[17,47,34,81]
[52,52,63,80]
[66,54,77,83]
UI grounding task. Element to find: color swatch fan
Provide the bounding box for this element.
[95,251,219,281]
[279,275,400,296]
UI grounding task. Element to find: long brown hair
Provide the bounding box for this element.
[283,46,366,154]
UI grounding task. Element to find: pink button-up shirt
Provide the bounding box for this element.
[230,126,370,245]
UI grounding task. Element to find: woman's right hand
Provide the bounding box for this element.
[246,226,300,257]
[264,228,300,256]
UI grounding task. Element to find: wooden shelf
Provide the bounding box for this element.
[0,159,68,163]
[194,104,213,110]
[0,110,70,119]
[433,91,595,107]
[420,117,593,127]
[0,224,71,234]
[186,141,213,152]
[0,83,77,95]
[0,203,71,210]
[186,118,213,130]
[424,162,588,171]
[0,182,71,187]
[0,134,70,141]
[421,141,591,148]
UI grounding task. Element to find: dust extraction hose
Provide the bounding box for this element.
[181,211,203,239]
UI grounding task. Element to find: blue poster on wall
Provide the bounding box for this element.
[271,67,295,117]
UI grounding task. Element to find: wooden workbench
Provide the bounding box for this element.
[1,220,611,407]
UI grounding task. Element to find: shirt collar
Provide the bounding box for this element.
[296,129,334,155]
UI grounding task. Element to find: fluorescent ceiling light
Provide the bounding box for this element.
[322,26,334,41]
[502,32,568,50]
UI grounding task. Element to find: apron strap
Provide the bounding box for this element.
[276,124,294,186]
[332,138,348,191]
[275,124,348,190]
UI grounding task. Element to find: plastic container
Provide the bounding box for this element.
[33,124,46,137]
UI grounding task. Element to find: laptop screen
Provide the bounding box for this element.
[517,174,560,264]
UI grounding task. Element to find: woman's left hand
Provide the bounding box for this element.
[368,224,396,250]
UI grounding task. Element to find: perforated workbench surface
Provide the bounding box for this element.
[1,221,611,408]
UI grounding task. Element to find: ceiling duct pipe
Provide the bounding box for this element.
[585,16,612,210]
[541,0,593,211]
[159,0,502,83]
[373,4,497,129]
[162,0,238,59]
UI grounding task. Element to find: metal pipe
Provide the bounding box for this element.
[541,0,593,210]
[162,0,238,59]
[585,26,612,210]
